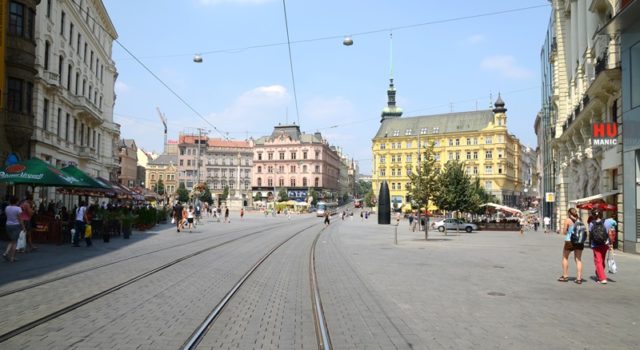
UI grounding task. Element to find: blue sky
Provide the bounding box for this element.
[104,0,551,174]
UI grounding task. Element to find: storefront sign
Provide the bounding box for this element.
[592,122,618,145]
[545,192,555,202]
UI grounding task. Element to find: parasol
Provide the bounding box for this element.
[576,201,617,211]
[0,158,88,187]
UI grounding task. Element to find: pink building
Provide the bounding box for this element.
[252,124,341,201]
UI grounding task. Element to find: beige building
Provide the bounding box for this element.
[146,154,178,201]
[252,124,341,202]
[30,0,120,185]
[118,139,137,187]
[543,0,623,238]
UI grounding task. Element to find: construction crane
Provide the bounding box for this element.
[156,107,168,154]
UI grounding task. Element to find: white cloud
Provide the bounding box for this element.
[199,0,272,5]
[467,34,485,45]
[115,81,130,94]
[480,55,534,79]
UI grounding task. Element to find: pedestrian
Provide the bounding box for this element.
[240,208,244,221]
[84,206,94,247]
[360,211,363,221]
[589,209,610,284]
[519,215,526,235]
[543,216,551,233]
[73,201,88,247]
[195,205,201,226]
[181,205,188,230]
[187,205,195,232]
[173,202,184,232]
[408,212,414,227]
[19,193,37,252]
[324,211,330,226]
[224,206,230,223]
[533,217,539,232]
[341,211,346,221]
[3,196,25,262]
[558,208,584,284]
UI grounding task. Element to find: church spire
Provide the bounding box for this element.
[381,32,402,122]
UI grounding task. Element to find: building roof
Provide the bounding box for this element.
[374,110,494,139]
[207,138,251,148]
[120,139,137,149]
[254,124,324,145]
[148,154,178,166]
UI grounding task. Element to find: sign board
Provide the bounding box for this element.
[592,122,618,146]
[545,192,555,203]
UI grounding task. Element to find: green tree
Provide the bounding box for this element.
[254,192,262,203]
[357,180,372,198]
[155,179,165,195]
[364,188,375,208]
[407,143,439,239]
[307,188,318,206]
[220,186,229,201]
[200,185,213,205]
[277,188,289,202]
[176,182,190,203]
[432,160,474,235]
[468,177,496,215]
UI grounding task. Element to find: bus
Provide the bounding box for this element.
[316,201,338,217]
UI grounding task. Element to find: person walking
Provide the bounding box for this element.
[173,202,184,232]
[519,215,526,236]
[224,206,230,223]
[558,208,584,284]
[3,196,25,262]
[589,209,611,284]
[187,205,195,232]
[324,211,330,226]
[19,194,36,252]
[408,212,414,228]
[543,216,551,233]
[240,208,244,221]
[84,206,94,247]
[73,201,88,247]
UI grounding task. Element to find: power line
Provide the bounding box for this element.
[282,0,301,126]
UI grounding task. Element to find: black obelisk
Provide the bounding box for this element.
[378,180,391,224]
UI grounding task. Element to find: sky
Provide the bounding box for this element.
[104,0,552,175]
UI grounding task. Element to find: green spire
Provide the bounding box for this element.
[381,32,402,122]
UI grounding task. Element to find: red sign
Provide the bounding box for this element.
[5,164,26,174]
[592,122,618,146]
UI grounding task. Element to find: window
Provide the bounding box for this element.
[290,178,296,187]
[455,152,460,160]
[303,177,308,187]
[9,2,24,36]
[449,139,453,146]
[268,152,273,160]
[391,183,396,190]
[406,155,412,163]
[498,166,503,174]
[268,166,273,173]
[80,123,84,145]
[380,155,386,164]
[473,151,478,159]
[90,51,94,70]
[473,138,478,145]
[473,166,478,175]
[314,177,319,187]
[302,165,307,173]
[315,151,320,159]
[257,166,262,173]
[498,135,504,143]
[278,165,284,173]
[268,178,273,187]
[485,136,493,144]
[406,141,412,148]
[257,178,262,186]
[485,165,493,174]
[420,127,428,134]
[380,143,386,150]
[257,153,262,160]
[435,154,440,161]
[60,11,65,35]
[7,78,23,112]
[46,0,51,17]
[77,34,81,54]
[69,23,74,46]
[466,138,471,145]
[380,169,386,176]
[407,168,412,176]
[434,140,440,147]
[485,181,492,190]
[290,165,296,173]
[44,41,50,70]
[65,113,70,140]
[466,167,471,175]
[290,152,296,160]
[303,151,307,159]
[498,151,503,159]
[67,64,72,89]
[432,127,439,134]
[466,152,471,160]
[393,130,400,136]
[42,98,49,131]
[405,129,412,135]
[485,150,492,159]
[84,43,88,62]
[315,165,320,173]
[279,178,284,187]
[57,108,62,136]
[455,139,460,146]
[448,152,453,160]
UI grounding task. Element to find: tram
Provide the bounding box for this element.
[316,201,338,217]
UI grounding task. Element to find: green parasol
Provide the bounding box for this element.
[0,158,90,187]
[60,165,113,189]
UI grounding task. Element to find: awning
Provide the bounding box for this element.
[480,203,523,215]
[569,190,620,205]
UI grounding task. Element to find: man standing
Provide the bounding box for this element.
[73,201,88,247]
[224,206,230,223]
[543,216,551,233]
[173,201,184,232]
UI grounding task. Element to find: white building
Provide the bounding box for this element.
[32,0,120,189]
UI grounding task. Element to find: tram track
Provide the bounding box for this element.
[0,221,290,298]
[0,220,294,344]
[180,222,332,350]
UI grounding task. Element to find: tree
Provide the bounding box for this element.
[432,160,474,235]
[469,177,496,215]
[176,182,190,203]
[407,143,439,239]
[307,188,318,206]
[200,185,213,205]
[254,192,262,203]
[277,188,289,202]
[364,188,375,208]
[220,186,229,201]
[357,180,372,198]
[155,179,165,195]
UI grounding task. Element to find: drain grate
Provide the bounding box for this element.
[487,291,506,297]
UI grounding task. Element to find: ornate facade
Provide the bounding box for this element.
[146,154,177,201]
[251,124,341,202]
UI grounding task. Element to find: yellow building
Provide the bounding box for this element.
[146,154,178,202]
[372,80,522,210]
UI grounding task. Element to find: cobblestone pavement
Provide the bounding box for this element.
[1,211,639,349]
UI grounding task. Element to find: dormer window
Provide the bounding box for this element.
[405,129,412,135]
[392,130,400,137]
[420,127,428,135]
[432,127,439,134]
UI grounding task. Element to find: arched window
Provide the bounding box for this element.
[290,178,296,187]
[257,166,262,173]
[314,177,319,187]
[279,178,284,187]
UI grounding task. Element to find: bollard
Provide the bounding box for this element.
[394,225,398,245]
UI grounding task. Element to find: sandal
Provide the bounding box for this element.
[574,279,583,284]
[557,276,569,282]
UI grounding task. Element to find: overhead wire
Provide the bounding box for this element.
[281,0,301,126]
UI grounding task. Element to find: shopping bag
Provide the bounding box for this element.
[171,217,175,224]
[16,230,27,250]
[607,250,617,274]
[84,225,92,239]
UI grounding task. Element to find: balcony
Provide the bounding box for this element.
[78,146,97,161]
[67,94,103,125]
[41,70,60,89]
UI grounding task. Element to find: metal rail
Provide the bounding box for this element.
[310,228,332,350]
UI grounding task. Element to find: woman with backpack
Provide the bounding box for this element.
[589,209,610,284]
[558,208,585,284]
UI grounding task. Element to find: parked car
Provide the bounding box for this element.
[434,218,478,233]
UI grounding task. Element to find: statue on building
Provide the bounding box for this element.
[583,158,601,196]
